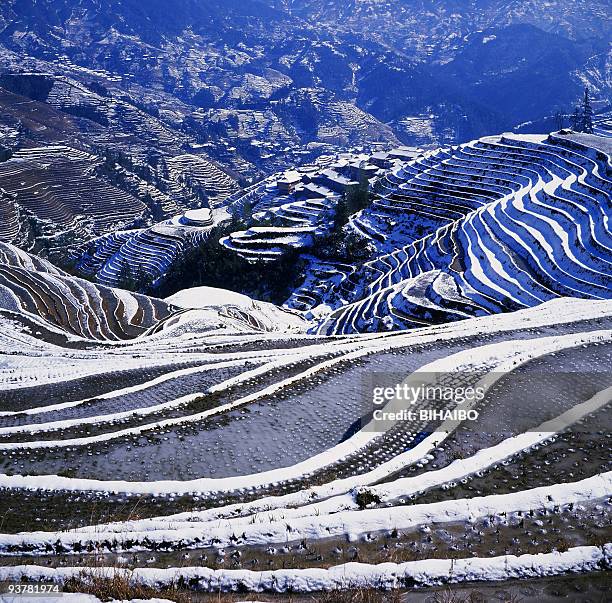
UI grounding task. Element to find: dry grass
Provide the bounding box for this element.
[28,570,537,603]
[431,587,524,603]
[62,567,284,602]
[311,588,403,603]
[63,568,190,603]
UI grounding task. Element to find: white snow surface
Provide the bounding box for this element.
[163,286,307,333]
[166,286,253,308]
[1,472,608,554]
[0,545,609,593]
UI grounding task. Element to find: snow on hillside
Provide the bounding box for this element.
[315,132,612,333]
[0,242,174,341]
[0,292,609,591]
[76,208,222,288]
[163,286,307,334]
[67,131,611,336]
[0,131,609,597]
[166,286,254,308]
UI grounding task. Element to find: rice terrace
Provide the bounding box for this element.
[0,1,610,601]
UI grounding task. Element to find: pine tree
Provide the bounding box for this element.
[345,175,371,215]
[333,195,350,233]
[581,87,594,134]
[133,265,151,294]
[117,260,136,291]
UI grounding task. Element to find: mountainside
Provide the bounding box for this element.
[1,0,608,154]
[0,1,608,267]
[317,133,612,333]
[12,130,608,338]
[278,0,612,52]
[192,131,610,333]
[0,2,612,598]
[0,241,174,341]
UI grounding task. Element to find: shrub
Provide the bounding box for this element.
[354,488,382,509]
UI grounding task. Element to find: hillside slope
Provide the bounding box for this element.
[317,133,612,333]
[0,242,175,341]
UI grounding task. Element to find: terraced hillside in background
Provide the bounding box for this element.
[75,208,220,288]
[0,72,240,258]
[70,131,611,331]
[0,142,238,251]
[0,242,175,341]
[0,145,148,240]
[317,132,612,333]
[212,132,611,336]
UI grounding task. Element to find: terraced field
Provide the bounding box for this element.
[166,155,240,209]
[0,131,609,598]
[0,145,148,238]
[219,157,349,262]
[0,242,174,340]
[76,212,221,287]
[0,73,240,258]
[0,255,609,594]
[317,133,612,334]
[215,132,611,336]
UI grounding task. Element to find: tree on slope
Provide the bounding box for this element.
[332,175,371,233]
[581,87,594,134]
[117,260,136,291]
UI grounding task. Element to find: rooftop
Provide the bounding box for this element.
[278,170,302,185]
